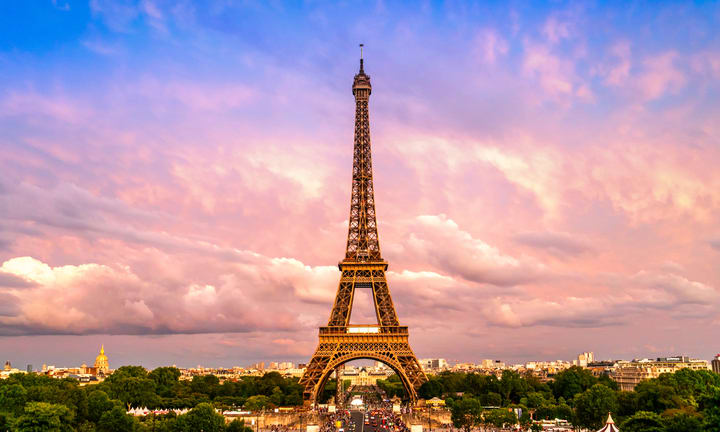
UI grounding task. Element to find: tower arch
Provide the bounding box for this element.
[313,354,416,404]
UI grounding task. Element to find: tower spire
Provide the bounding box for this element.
[347,46,378,262]
[359,43,364,73]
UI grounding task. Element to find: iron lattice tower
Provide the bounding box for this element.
[299,51,427,405]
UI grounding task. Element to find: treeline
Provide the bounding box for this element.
[0,367,304,431]
[378,366,720,431]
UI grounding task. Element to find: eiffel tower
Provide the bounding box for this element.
[299,48,427,405]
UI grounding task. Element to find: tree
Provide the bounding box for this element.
[14,402,74,432]
[521,391,550,409]
[0,383,27,415]
[104,366,157,408]
[64,386,89,424]
[633,379,680,413]
[244,395,271,412]
[483,408,517,429]
[498,370,528,405]
[175,402,225,432]
[419,379,444,400]
[270,386,284,406]
[552,366,597,402]
[700,386,720,432]
[190,374,221,398]
[573,384,618,430]
[450,397,481,432]
[619,411,663,432]
[87,390,116,423]
[97,406,137,432]
[663,412,703,432]
[148,367,181,398]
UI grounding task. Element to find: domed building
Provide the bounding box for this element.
[94,345,109,375]
[597,413,620,432]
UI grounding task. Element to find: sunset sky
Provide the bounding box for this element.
[1,1,719,369]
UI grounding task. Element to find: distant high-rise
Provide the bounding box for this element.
[4,360,10,371]
[712,354,720,374]
[577,352,595,367]
[26,364,32,373]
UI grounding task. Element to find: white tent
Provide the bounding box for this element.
[597,413,620,432]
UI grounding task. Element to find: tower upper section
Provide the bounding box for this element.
[352,58,372,100]
[344,51,382,263]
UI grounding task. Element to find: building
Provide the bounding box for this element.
[587,361,617,378]
[613,356,710,391]
[596,413,619,432]
[712,354,720,374]
[480,359,505,369]
[1,361,26,379]
[577,352,595,367]
[341,367,388,386]
[419,358,449,371]
[94,344,109,375]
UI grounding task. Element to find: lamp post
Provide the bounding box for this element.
[426,406,430,432]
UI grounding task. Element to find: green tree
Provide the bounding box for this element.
[663,411,703,432]
[175,402,225,432]
[449,397,481,432]
[619,411,663,432]
[478,392,502,407]
[190,375,221,398]
[87,390,116,423]
[14,402,74,432]
[148,367,181,398]
[573,384,618,430]
[633,379,680,413]
[0,383,27,415]
[552,366,597,402]
[64,387,89,424]
[97,406,137,432]
[270,386,284,406]
[482,408,517,428]
[104,366,157,408]
[498,370,528,405]
[244,395,270,411]
[419,379,443,400]
[700,386,720,431]
[521,391,550,409]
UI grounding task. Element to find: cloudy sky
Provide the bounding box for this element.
[1,0,719,369]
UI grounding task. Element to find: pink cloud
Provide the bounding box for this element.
[637,52,686,100]
[474,29,509,65]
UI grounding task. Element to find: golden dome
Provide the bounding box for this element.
[94,344,109,373]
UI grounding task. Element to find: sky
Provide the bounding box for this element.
[1,0,719,370]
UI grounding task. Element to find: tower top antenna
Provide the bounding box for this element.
[359,43,364,72]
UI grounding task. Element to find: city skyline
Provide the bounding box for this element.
[2,1,720,368]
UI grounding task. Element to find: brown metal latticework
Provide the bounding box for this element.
[299,54,427,405]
